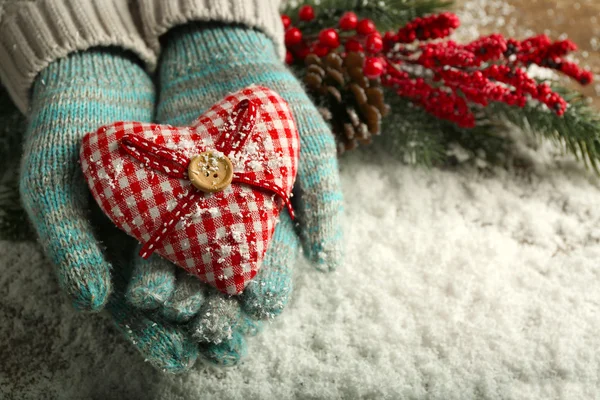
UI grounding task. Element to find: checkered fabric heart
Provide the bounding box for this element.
[80,86,300,295]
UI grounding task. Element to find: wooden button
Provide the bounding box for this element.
[188,151,233,193]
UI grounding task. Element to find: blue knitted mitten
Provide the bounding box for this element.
[125,23,344,367]
[20,50,197,372]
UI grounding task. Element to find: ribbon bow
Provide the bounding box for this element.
[119,99,294,259]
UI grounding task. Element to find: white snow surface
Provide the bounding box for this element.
[2,138,600,399]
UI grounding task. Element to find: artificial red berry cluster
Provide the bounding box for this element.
[282,5,385,79]
[382,29,590,125]
[283,7,594,129]
[390,12,460,44]
[512,35,594,84]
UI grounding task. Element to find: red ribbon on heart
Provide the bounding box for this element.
[118,99,295,260]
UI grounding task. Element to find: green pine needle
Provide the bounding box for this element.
[283,0,453,32]
[375,84,600,171]
[376,95,510,167]
[480,87,600,172]
[376,93,448,166]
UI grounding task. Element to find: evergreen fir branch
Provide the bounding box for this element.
[376,93,448,166]
[352,0,454,31]
[283,0,453,33]
[439,119,511,165]
[480,86,600,172]
[378,83,600,171]
[370,94,509,167]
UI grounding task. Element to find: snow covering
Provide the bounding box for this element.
[2,138,600,398]
[2,1,600,397]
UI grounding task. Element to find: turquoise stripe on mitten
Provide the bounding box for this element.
[21,49,201,373]
[20,49,155,311]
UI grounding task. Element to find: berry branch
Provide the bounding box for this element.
[282,0,453,34]
[282,3,600,171]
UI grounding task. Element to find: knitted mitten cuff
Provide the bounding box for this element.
[138,0,285,61]
[20,49,155,311]
[0,1,155,114]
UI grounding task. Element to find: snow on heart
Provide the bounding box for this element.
[80,86,300,295]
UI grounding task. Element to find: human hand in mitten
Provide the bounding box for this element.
[123,23,344,366]
[20,50,197,372]
[19,50,153,312]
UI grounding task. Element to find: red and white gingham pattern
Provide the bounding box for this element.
[80,86,299,295]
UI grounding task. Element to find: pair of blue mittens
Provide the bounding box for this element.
[20,23,343,372]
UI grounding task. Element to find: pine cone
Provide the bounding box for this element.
[303,52,390,153]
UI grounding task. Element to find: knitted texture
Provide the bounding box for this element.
[19,49,201,373]
[98,217,200,374]
[20,49,155,311]
[0,1,155,114]
[198,312,264,367]
[127,253,177,310]
[106,288,199,373]
[160,271,206,322]
[138,0,285,60]
[126,23,343,366]
[241,211,299,319]
[0,0,285,114]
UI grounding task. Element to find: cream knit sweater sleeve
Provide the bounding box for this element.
[0,0,284,114]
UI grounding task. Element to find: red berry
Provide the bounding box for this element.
[345,38,363,52]
[365,33,383,53]
[363,57,384,78]
[318,28,340,48]
[313,44,330,57]
[580,70,593,85]
[356,19,376,35]
[298,5,315,21]
[285,27,303,46]
[285,51,294,64]
[383,32,398,49]
[339,11,358,30]
[281,14,291,30]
